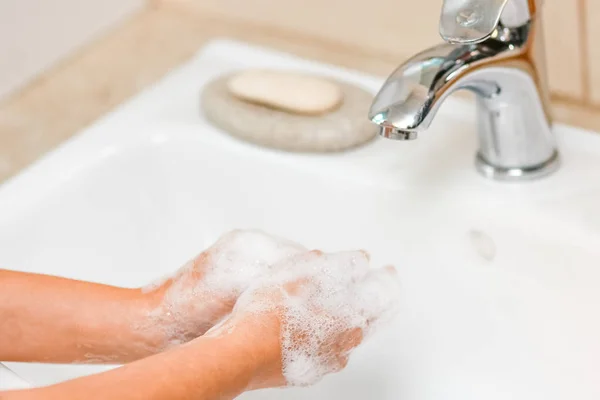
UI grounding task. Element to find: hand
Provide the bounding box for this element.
[206,250,400,389]
[142,230,306,348]
[0,247,399,400]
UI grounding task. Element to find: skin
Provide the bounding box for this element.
[1,307,284,400]
[0,265,364,400]
[0,231,304,363]
[0,233,393,399]
[0,269,165,364]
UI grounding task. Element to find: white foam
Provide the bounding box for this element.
[144,230,307,345]
[233,250,400,386]
[143,230,399,385]
[198,230,307,296]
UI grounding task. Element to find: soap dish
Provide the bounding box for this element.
[201,72,378,152]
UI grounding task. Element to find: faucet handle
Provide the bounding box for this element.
[439,0,540,44]
[440,0,509,43]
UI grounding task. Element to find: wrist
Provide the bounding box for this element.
[205,313,284,390]
[138,280,238,349]
[135,283,213,351]
[127,286,175,354]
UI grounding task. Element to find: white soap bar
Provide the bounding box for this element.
[227,69,343,115]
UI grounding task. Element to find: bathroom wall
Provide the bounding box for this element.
[3,1,597,114]
[586,1,600,106]
[0,0,145,100]
[165,0,595,110]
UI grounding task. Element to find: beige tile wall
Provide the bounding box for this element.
[585,0,600,106]
[167,0,592,106]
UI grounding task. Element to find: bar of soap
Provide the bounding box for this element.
[227,69,343,115]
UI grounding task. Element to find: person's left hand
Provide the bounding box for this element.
[141,230,306,349]
[201,249,399,389]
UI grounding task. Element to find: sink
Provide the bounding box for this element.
[1,39,600,399]
[0,364,28,390]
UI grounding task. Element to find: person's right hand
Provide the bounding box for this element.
[205,249,400,389]
[140,230,306,350]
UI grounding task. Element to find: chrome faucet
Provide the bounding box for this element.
[369,0,559,180]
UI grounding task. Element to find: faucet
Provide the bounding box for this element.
[369,0,559,181]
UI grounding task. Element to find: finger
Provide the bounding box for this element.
[215,230,308,269]
[274,249,322,269]
[356,266,400,322]
[339,327,363,351]
[383,264,397,275]
[328,251,371,281]
[190,252,211,274]
[283,276,316,296]
[334,354,349,372]
[359,249,371,261]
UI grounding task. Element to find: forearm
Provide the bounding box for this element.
[0,269,164,363]
[1,333,264,400]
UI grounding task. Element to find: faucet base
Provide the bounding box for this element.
[475,150,560,181]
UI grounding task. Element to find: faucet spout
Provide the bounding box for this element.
[369,43,501,134]
[369,15,559,181]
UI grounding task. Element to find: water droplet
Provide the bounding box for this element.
[456,8,480,27]
[468,229,496,262]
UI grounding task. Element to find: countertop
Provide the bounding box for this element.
[1,2,599,184]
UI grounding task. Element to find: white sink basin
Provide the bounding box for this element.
[1,40,600,399]
[0,364,29,390]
